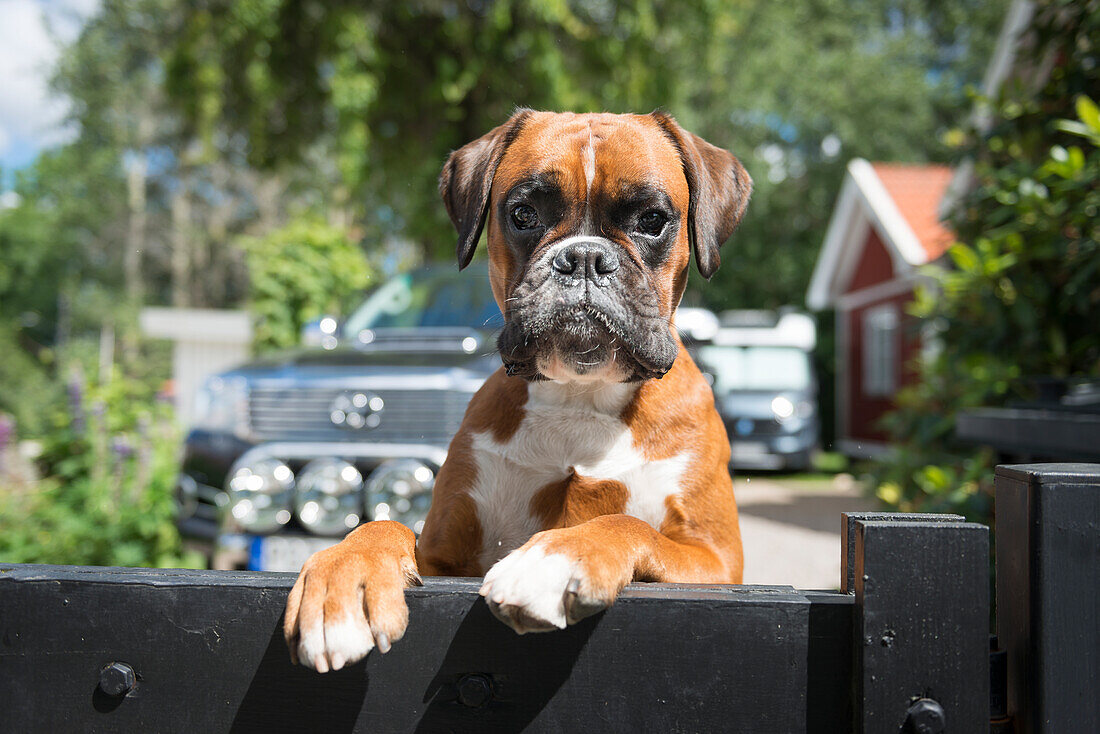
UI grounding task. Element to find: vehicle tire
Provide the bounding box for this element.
[783,451,812,473]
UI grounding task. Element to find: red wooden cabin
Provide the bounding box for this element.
[806,159,954,457]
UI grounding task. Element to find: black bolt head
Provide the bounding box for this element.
[456,673,493,708]
[903,698,946,734]
[99,662,136,697]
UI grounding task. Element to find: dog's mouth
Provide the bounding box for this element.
[498,297,678,383]
[522,307,622,380]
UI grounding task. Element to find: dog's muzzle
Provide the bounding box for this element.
[497,236,679,382]
[548,236,621,286]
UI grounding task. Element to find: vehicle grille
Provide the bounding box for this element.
[248,387,474,445]
[724,416,787,438]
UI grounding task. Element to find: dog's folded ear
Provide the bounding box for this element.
[650,112,752,279]
[440,109,534,270]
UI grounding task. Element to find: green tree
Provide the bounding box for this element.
[238,216,374,350]
[160,0,1007,309]
[871,1,1100,521]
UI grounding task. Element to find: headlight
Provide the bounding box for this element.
[176,473,199,519]
[192,375,249,437]
[227,458,294,532]
[295,459,364,536]
[365,459,435,533]
[771,396,795,420]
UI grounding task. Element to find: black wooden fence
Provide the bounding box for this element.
[1,464,1096,733]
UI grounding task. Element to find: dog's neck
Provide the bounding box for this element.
[526,378,639,415]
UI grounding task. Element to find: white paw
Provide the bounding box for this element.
[480,545,607,633]
[299,613,374,673]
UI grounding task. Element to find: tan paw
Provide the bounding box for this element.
[283,522,418,672]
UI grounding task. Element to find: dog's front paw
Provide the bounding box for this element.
[479,534,622,634]
[283,521,418,672]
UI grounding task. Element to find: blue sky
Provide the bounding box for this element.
[0,0,100,181]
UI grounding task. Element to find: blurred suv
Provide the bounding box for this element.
[691,310,819,472]
[177,266,501,571]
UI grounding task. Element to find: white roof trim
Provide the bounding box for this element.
[140,307,253,342]
[980,1,1036,114]
[806,159,928,310]
[942,0,1035,216]
[807,174,859,310]
[848,159,928,268]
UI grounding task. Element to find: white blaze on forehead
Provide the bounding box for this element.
[582,127,597,195]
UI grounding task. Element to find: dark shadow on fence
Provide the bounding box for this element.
[414,600,598,732]
[230,623,369,734]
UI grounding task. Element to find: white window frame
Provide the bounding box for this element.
[862,304,899,397]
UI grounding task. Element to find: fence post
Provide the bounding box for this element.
[841,512,964,594]
[851,518,989,733]
[995,463,1100,734]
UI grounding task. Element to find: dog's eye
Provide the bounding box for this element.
[637,210,667,236]
[511,204,541,231]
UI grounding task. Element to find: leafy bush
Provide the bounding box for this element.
[870,0,1100,523]
[870,94,1100,520]
[238,216,374,351]
[0,323,64,438]
[0,370,202,568]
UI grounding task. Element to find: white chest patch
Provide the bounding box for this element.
[468,381,689,568]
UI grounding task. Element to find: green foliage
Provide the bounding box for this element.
[160,0,1007,308]
[0,372,202,568]
[871,1,1100,521]
[0,324,64,437]
[0,145,129,345]
[238,216,374,351]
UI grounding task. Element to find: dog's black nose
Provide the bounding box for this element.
[551,239,620,280]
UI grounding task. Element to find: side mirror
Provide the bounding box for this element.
[301,316,340,349]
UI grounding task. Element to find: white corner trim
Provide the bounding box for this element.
[808,158,930,310]
[847,159,928,270]
[837,274,914,312]
[945,1,1035,213]
[807,174,861,310]
[981,0,1036,101]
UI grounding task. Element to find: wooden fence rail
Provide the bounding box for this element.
[1,463,1096,733]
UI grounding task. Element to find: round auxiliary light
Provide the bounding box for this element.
[176,473,199,519]
[227,458,295,533]
[295,459,364,536]
[771,395,796,421]
[365,459,435,533]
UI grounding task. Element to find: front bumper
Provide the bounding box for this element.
[725,419,819,470]
[176,432,447,570]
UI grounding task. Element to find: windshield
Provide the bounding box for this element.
[342,267,502,336]
[697,345,812,392]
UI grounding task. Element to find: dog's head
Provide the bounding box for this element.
[440,110,751,383]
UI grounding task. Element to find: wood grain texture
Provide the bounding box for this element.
[0,565,847,733]
[853,520,989,734]
[995,463,1100,734]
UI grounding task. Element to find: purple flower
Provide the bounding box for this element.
[67,376,86,434]
[111,437,135,460]
[0,414,13,454]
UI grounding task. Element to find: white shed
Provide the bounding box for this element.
[140,308,252,426]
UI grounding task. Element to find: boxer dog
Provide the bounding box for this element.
[284,110,751,672]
